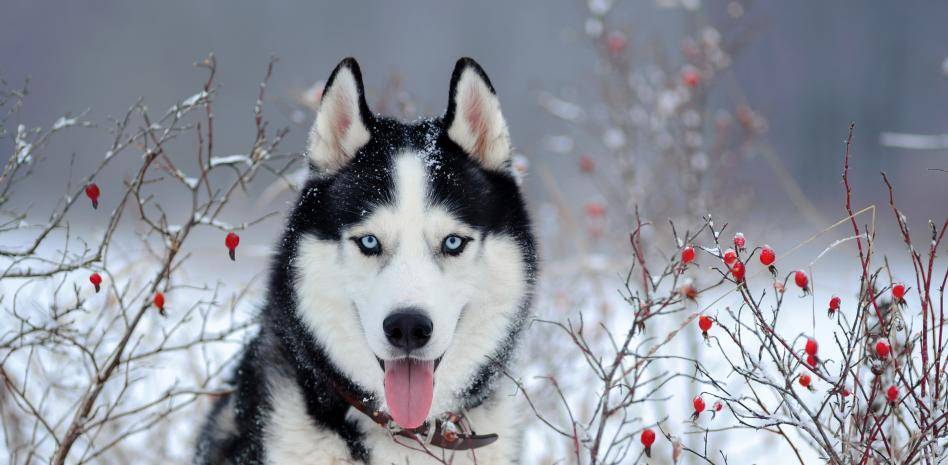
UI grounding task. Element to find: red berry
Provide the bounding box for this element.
[693,396,706,414]
[606,32,627,54]
[640,427,655,457]
[723,248,737,265]
[85,183,101,209]
[640,428,655,447]
[225,232,240,261]
[828,296,841,312]
[794,270,809,290]
[886,385,898,402]
[153,292,165,313]
[585,202,605,218]
[841,387,850,397]
[682,69,701,88]
[805,338,818,356]
[733,232,746,250]
[89,272,102,293]
[876,340,890,358]
[798,374,811,388]
[579,154,595,173]
[730,261,746,282]
[681,245,696,264]
[713,401,723,412]
[806,354,817,367]
[892,283,906,301]
[698,315,713,332]
[759,245,775,266]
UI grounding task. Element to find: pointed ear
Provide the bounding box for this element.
[307,58,372,173]
[444,58,511,170]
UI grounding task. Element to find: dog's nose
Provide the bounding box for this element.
[383,309,433,352]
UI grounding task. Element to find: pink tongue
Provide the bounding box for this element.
[383,359,434,429]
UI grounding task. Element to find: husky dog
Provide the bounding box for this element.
[195,57,537,464]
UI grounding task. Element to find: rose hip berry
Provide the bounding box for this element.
[876,340,890,358]
[85,183,101,209]
[584,202,605,218]
[606,32,627,54]
[698,315,713,333]
[698,315,713,342]
[886,385,899,403]
[640,428,656,457]
[759,244,777,276]
[579,154,595,173]
[733,232,746,251]
[798,374,811,389]
[806,354,817,368]
[730,261,746,282]
[89,272,102,293]
[681,245,696,264]
[225,232,240,261]
[892,283,906,302]
[692,395,706,420]
[805,338,818,357]
[759,244,775,266]
[153,292,166,316]
[794,270,810,294]
[723,248,737,265]
[828,296,841,316]
[682,69,701,88]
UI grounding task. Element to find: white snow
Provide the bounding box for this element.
[52,116,77,130]
[14,124,33,164]
[210,155,252,167]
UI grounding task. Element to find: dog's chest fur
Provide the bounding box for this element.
[263,377,522,465]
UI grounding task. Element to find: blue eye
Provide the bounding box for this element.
[442,235,468,256]
[353,234,381,255]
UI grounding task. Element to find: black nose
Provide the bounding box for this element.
[383,309,433,352]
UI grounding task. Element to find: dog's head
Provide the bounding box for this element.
[284,58,535,429]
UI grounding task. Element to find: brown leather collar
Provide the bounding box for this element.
[333,383,498,451]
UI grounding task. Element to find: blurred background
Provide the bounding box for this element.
[3,1,947,464]
[4,0,947,223]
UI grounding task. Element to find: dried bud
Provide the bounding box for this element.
[679,283,698,300]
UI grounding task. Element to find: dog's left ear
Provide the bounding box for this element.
[444,58,511,170]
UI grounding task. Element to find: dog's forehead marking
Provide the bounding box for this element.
[392,152,430,219]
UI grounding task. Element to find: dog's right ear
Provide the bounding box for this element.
[307,58,372,173]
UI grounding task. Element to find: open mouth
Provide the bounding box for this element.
[375,355,443,429]
[375,355,442,371]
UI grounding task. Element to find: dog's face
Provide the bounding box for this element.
[286,58,535,429]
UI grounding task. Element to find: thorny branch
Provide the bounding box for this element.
[1,55,298,465]
[517,123,947,465]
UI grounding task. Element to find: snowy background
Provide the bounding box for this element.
[2,1,948,464]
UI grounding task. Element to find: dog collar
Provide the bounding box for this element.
[333,383,498,451]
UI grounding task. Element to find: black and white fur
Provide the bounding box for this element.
[195,57,537,465]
